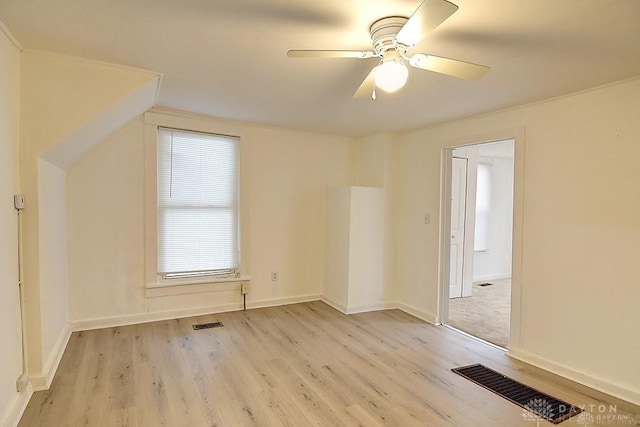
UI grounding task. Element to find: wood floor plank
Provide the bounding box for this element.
[18,301,640,426]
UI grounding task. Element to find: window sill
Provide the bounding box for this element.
[146,276,251,298]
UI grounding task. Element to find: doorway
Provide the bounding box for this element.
[444,139,515,348]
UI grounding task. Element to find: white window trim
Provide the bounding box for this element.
[144,109,250,297]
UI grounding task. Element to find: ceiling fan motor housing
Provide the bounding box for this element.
[370,16,409,55]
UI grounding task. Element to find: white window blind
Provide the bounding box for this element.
[474,162,491,252]
[157,128,239,278]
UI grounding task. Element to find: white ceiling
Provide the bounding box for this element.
[1,0,639,137]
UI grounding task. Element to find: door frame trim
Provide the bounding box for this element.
[437,126,525,350]
[438,149,453,324]
[452,149,479,298]
[449,156,470,299]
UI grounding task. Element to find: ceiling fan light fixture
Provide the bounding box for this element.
[374,53,408,93]
[287,0,490,99]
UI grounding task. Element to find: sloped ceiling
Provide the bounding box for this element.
[1,0,640,136]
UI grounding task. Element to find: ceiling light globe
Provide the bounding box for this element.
[374,61,408,93]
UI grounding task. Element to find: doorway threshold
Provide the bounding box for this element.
[442,323,507,352]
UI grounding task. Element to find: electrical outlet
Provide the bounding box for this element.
[271,272,278,281]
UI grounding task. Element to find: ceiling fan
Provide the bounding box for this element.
[287,0,490,99]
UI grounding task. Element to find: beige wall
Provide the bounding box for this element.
[324,187,353,308]
[18,50,159,388]
[67,114,352,324]
[353,134,401,306]
[244,125,352,300]
[323,186,385,312]
[397,77,640,403]
[36,159,69,373]
[0,26,25,427]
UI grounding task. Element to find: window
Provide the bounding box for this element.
[474,162,491,252]
[157,127,239,281]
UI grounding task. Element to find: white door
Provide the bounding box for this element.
[449,157,468,299]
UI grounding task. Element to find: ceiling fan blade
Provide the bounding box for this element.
[287,50,377,59]
[409,54,490,80]
[353,68,377,99]
[396,0,458,47]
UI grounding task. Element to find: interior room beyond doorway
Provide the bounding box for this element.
[446,139,515,348]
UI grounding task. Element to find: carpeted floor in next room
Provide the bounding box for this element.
[447,278,511,348]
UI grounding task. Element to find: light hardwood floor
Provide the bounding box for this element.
[19,301,639,426]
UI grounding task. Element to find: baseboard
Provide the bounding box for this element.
[30,322,72,391]
[0,385,33,427]
[472,273,511,282]
[319,297,395,315]
[71,302,245,332]
[321,298,439,324]
[248,294,321,310]
[320,296,347,313]
[508,347,640,407]
[71,294,323,332]
[396,302,438,325]
[345,301,396,314]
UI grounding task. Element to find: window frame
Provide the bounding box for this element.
[156,126,240,280]
[144,109,249,297]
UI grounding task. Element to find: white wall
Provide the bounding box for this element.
[67,113,352,325]
[324,187,352,308]
[18,50,159,383]
[473,147,514,282]
[397,77,640,404]
[353,134,401,306]
[0,24,28,427]
[243,125,352,302]
[347,187,385,310]
[323,186,385,312]
[36,159,69,382]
